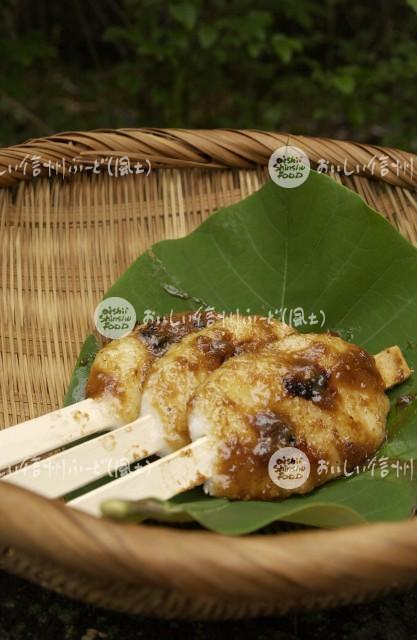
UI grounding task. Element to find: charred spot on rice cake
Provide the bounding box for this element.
[195,331,236,367]
[282,341,383,411]
[250,409,296,441]
[283,365,334,408]
[135,311,218,356]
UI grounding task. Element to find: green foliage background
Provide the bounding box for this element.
[1,0,417,149]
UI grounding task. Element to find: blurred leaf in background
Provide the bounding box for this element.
[0,0,417,149]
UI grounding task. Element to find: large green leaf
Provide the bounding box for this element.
[66,170,417,533]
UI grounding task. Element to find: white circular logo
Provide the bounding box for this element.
[268,145,310,188]
[268,446,310,489]
[94,296,136,339]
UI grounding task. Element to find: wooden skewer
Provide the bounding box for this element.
[70,437,213,516]
[2,415,162,499]
[374,346,411,389]
[0,398,123,470]
[69,346,412,517]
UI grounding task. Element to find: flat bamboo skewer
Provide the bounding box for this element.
[69,346,412,517]
[2,415,162,498]
[0,397,123,470]
[69,437,213,516]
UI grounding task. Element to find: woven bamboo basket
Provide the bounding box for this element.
[1,129,417,620]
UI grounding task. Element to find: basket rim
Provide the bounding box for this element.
[0,127,415,189]
[1,481,417,609]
